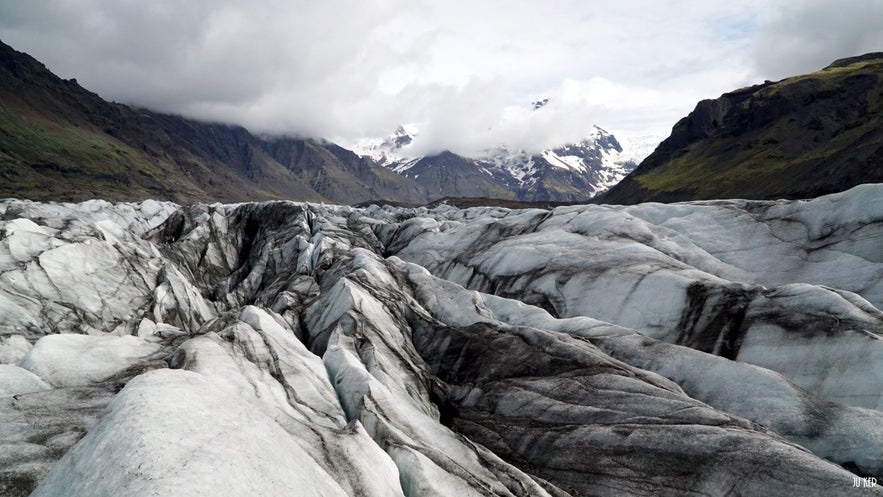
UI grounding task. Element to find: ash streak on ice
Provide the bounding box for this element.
[2,186,883,496]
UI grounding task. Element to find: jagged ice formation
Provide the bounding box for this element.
[2,186,883,496]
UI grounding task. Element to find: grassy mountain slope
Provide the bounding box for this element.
[0,40,290,203]
[600,53,883,204]
[0,40,426,204]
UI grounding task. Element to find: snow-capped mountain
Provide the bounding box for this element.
[352,124,422,173]
[354,124,657,202]
[478,125,641,197]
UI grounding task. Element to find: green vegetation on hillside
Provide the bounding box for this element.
[0,102,171,200]
[602,53,883,203]
[0,39,430,205]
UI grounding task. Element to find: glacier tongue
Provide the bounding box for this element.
[2,187,883,496]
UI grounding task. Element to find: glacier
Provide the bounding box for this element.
[1,186,883,496]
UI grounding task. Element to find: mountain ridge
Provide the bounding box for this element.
[355,124,646,202]
[599,52,883,204]
[0,39,427,205]
[1,39,645,205]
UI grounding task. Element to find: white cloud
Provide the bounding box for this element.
[752,0,883,80]
[1,1,878,156]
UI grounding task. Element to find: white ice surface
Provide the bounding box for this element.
[30,369,355,497]
[400,259,883,476]
[0,364,51,398]
[0,335,32,364]
[18,334,161,387]
[5,188,883,495]
[738,320,883,410]
[164,306,407,497]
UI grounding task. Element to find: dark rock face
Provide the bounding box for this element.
[404,151,516,200]
[600,53,883,204]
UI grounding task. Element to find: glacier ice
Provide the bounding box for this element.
[1,187,883,496]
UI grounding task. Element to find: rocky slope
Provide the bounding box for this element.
[356,125,642,202]
[2,185,883,496]
[0,40,425,205]
[600,53,883,204]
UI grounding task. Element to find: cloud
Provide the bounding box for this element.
[403,77,689,156]
[0,0,416,136]
[6,1,868,156]
[751,0,883,80]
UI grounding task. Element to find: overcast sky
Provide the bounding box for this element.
[1,0,881,156]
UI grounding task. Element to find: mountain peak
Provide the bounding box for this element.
[824,52,883,69]
[389,125,415,148]
[0,39,427,205]
[356,123,647,201]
